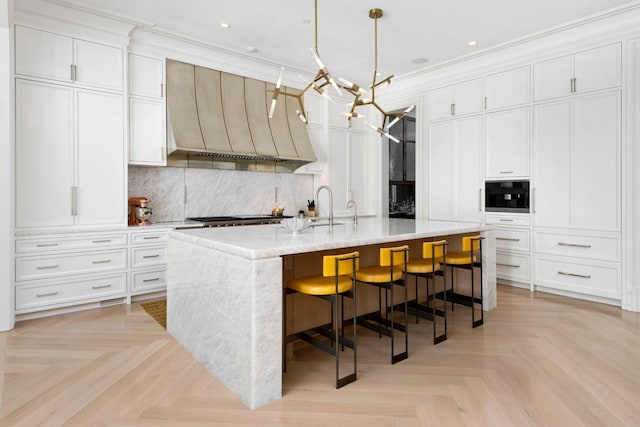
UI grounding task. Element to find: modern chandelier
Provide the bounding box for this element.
[268,2,414,144]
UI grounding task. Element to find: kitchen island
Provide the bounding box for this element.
[166,217,495,409]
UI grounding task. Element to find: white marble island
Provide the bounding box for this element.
[166,217,496,409]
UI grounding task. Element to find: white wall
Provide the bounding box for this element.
[0,0,14,331]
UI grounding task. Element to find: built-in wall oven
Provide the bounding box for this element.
[485,180,530,213]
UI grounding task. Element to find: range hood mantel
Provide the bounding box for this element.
[166,59,317,171]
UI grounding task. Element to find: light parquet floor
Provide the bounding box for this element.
[1,285,640,426]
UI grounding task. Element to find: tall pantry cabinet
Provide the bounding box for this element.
[14,25,125,228]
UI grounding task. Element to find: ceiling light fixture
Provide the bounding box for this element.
[220,22,230,29]
[468,40,477,46]
[268,0,342,122]
[344,8,414,140]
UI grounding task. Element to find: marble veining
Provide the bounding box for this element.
[128,166,313,222]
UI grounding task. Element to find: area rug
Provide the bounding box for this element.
[140,299,167,329]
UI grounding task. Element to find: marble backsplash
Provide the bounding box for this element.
[128,166,314,222]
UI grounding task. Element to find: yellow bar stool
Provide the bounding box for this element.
[284,251,359,388]
[444,235,484,328]
[404,240,448,344]
[355,245,409,364]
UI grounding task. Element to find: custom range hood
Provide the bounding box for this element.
[166,59,317,171]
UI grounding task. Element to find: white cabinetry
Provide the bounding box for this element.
[14,232,128,313]
[533,43,621,102]
[485,106,530,178]
[486,213,531,286]
[128,53,166,166]
[129,228,168,296]
[15,25,123,91]
[428,78,483,121]
[485,66,530,110]
[428,115,483,222]
[533,92,620,231]
[15,79,125,227]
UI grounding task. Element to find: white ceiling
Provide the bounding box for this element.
[58,0,638,83]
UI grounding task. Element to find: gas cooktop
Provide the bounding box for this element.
[186,215,292,227]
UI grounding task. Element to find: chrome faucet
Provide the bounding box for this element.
[315,185,334,227]
[346,199,358,224]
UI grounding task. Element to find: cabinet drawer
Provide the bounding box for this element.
[534,231,619,261]
[131,231,168,245]
[485,214,530,227]
[534,256,620,299]
[132,246,166,268]
[16,233,128,254]
[495,228,530,252]
[496,252,530,282]
[16,249,127,281]
[15,273,126,311]
[131,269,166,293]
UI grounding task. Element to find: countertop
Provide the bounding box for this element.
[169,217,491,260]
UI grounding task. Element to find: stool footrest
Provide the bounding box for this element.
[435,291,482,308]
[358,312,407,336]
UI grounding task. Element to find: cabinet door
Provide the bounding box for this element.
[304,93,324,126]
[571,92,620,231]
[15,80,74,227]
[533,101,571,227]
[15,26,73,83]
[428,86,453,121]
[74,39,123,91]
[428,121,452,220]
[129,53,164,98]
[129,97,166,165]
[485,107,530,178]
[574,44,621,95]
[533,55,573,101]
[326,129,349,214]
[75,89,125,225]
[453,116,483,222]
[485,66,530,110]
[454,79,483,116]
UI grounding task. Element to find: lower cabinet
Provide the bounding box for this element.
[129,228,169,297]
[14,231,129,314]
[486,213,531,287]
[533,228,621,301]
[14,228,171,317]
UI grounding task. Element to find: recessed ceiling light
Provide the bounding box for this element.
[468,40,477,46]
[220,22,231,29]
[411,57,429,64]
[246,46,258,53]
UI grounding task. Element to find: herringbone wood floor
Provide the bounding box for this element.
[1,285,640,426]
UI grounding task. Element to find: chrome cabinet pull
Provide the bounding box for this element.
[143,254,160,259]
[532,188,536,213]
[499,219,514,222]
[484,96,488,109]
[92,284,112,290]
[92,259,112,264]
[70,64,74,81]
[36,243,59,247]
[160,83,164,98]
[142,277,161,282]
[558,271,591,279]
[496,237,520,242]
[36,265,59,270]
[92,239,112,243]
[143,236,160,240]
[558,242,591,248]
[573,78,577,93]
[37,291,59,298]
[71,187,78,216]
[450,103,455,116]
[497,263,520,268]
[478,189,483,211]
[499,171,514,174]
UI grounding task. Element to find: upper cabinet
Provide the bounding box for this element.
[128,53,166,166]
[533,43,621,102]
[485,106,530,179]
[485,66,530,110]
[428,78,483,121]
[15,25,124,91]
